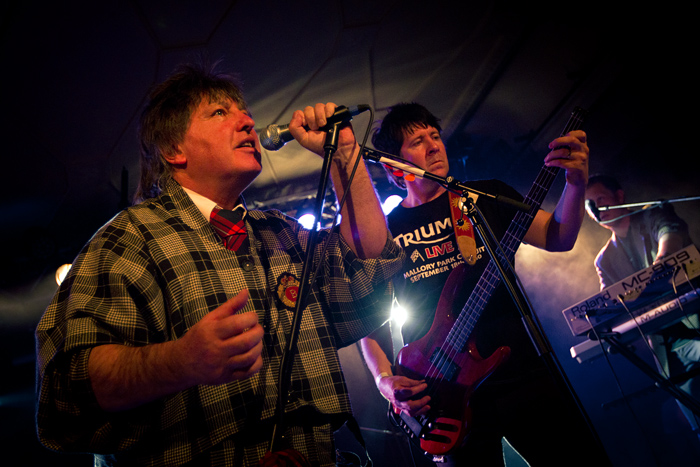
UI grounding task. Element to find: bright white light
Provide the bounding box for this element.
[382,195,403,214]
[55,264,72,285]
[298,214,316,229]
[391,300,407,328]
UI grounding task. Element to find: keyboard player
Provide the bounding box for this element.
[585,174,700,436]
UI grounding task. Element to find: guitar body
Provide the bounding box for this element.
[393,263,511,455]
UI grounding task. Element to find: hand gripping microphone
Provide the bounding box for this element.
[259,105,370,151]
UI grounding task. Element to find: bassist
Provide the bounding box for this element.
[360,103,609,466]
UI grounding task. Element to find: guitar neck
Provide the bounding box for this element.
[503,108,586,257]
[447,107,586,349]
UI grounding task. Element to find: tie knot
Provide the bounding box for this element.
[212,206,244,224]
[210,207,248,252]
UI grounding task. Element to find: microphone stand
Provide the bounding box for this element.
[363,148,608,456]
[361,147,531,213]
[597,331,700,416]
[587,195,700,415]
[363,150,556,360]
[269,123,341,453]
[591,196,700,225]
[362,148,550,363]
[597,196,700,212]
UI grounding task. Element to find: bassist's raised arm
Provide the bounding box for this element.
[523,129,589,251]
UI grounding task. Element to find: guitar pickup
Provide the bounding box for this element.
[429,348,459,381]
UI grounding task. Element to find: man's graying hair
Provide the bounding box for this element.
[134,61,247,203]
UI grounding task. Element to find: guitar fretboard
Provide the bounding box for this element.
[444,107,586,354]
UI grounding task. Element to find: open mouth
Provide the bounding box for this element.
[237,140,257,150]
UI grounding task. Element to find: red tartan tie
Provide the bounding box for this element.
[210,206,248,252]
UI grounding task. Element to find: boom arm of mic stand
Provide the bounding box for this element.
[363,146,551,357]
[446,177,532,213]
[364,145,546,353]
[361,147,531,213]
[597,195,700,212]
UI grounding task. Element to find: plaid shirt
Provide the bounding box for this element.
[36,179,403,466]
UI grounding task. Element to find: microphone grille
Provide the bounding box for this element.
[259,123,294,151]
[259,124,284,151]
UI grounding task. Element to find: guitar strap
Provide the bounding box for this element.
[448,191,477,265]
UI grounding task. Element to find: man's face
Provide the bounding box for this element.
[585,182,625,225]
[174,97,262,191]
[399,125,449,178]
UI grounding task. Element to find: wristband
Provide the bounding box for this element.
[375,372,391,386]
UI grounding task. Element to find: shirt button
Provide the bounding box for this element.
[241,258,254,271]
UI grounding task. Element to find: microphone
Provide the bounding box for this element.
[586,199,643,225]
[585,199,600,222]
[259,105,370,151]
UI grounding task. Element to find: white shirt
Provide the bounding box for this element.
[181,186,247,221]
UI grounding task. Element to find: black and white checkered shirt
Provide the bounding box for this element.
[36,179,403,466]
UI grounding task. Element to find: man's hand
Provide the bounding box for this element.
[545,130,589,188]
[288,102,359,163]
[377,374,431,417]
[89,289,264,412]
[287,102,388,258]
[178,289,264,386]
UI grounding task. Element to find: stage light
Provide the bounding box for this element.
[55,264,72,285]
[298,212,341,230]
[382,195,403,214]
[391,299,407,328]
[298,214,316,229]
[390,299,408,352]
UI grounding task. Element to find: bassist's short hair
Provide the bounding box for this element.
[372,103,442,189]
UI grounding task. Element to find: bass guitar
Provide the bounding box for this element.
[389,107,587,456]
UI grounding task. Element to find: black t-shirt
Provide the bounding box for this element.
[388,179,542,380]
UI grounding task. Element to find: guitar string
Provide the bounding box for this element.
[426,166,559,390]
[427,110,583,385]
[422,109,585,402]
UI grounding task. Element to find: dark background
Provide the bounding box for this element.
[2,1,698,465]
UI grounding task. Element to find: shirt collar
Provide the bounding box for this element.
[181,187,247,221]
